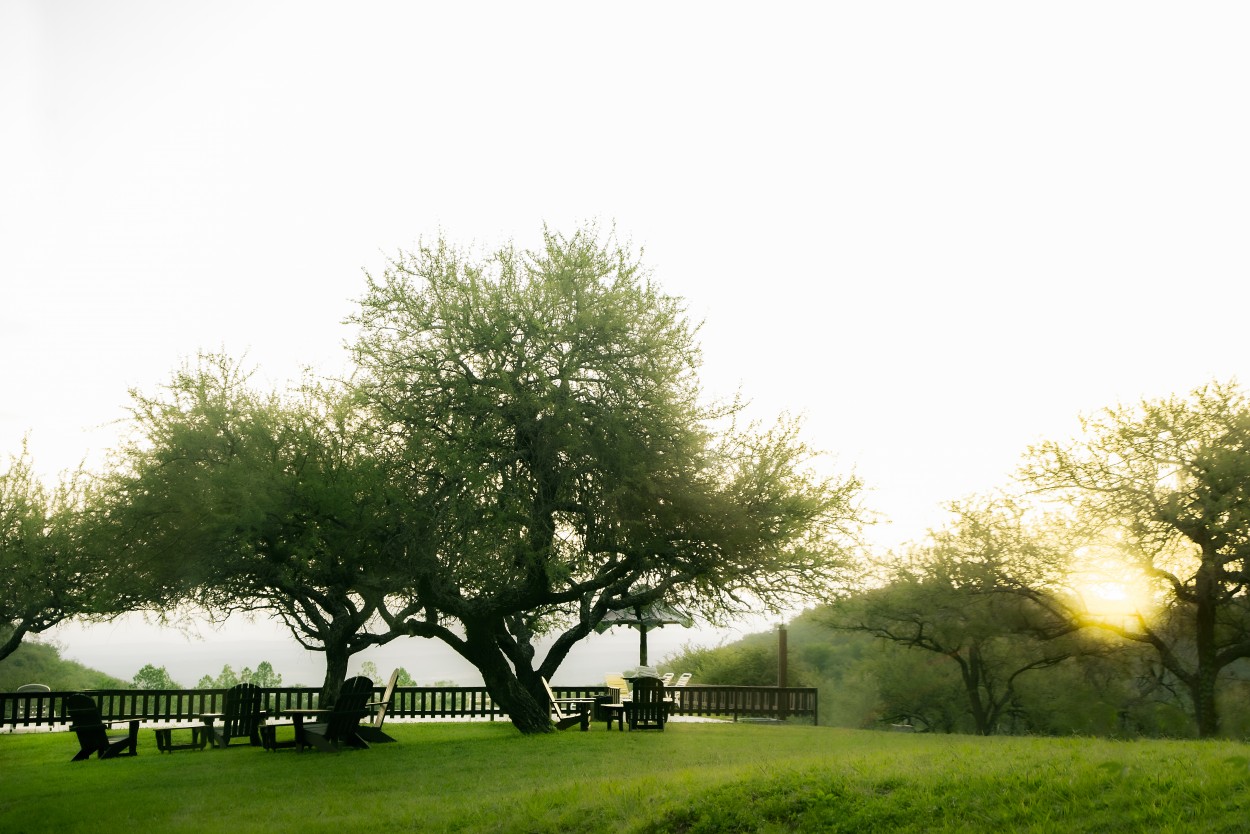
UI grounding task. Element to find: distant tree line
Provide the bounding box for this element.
[1,638,420,694]
[127,658,416,690]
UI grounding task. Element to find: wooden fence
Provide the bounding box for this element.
[0,684,817,731]
[676,685,818,724]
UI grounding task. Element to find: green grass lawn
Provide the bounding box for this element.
[3,720,1248,833]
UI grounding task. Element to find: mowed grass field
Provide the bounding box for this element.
[2,720,1248,833]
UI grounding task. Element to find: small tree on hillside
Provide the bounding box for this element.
[132,663,180,689]
[195,665,241,690]
[241,661,282,688]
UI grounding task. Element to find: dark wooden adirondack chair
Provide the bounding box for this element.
[355,668,399,744]
[202,682,267,748]
[66,693,139,761]
[299,676,374,752]
[624,677,668,731]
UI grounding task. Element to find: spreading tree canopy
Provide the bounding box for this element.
[87,225,864,732]
[350,225,865,733]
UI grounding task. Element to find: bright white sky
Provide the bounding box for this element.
[3,2,1249,686]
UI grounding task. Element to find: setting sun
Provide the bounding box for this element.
[1080,581,1143,620]
[1069,546,1159,628]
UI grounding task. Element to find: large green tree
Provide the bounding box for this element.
[106,358,418,702]
[351,225,865,733]
[1022,381,1250,737]
[824,498,1085,735]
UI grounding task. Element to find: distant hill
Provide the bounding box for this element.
[660,607,888,729]
[0,638,129,691]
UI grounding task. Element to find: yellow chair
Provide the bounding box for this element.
[604,674,631,702]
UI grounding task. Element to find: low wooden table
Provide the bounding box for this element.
[153,722,207,752]
[600,703,626,731]
[261,708,328,751]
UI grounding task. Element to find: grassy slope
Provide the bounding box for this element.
[2,722,1247,833]
[0,640,129,691]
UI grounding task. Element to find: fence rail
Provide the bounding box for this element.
[676,685,818,723]
[1,684,816,730]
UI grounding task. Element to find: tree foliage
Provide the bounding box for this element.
[663,637,800,688]
[242,660,283,688]
[1021,380,1250,737]
[823,497,1085,735]
[54,224,862,732]
[0,443,115,662]
[349,225,865,732]
[196,665,239,690]
[132,663,180,689]
[191,661,283,689]
[105,358,414,702]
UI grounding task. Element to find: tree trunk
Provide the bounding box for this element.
[1191,670,1220,739]
[463,619,554,734]
[959,647,993,736]
[1193,554,1221,738]
[321,641,350,706]
[0,622,30,664]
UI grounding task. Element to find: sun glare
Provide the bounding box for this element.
[1082,582,1139,618]
[1074,579,1158,632]
[1070,547,1158,629]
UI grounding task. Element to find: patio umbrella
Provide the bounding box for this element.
[594,601,694,666]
